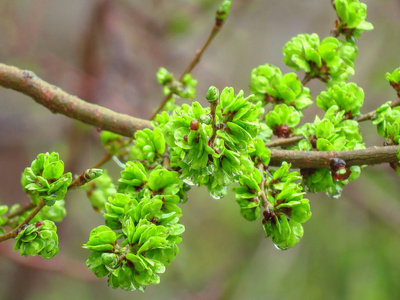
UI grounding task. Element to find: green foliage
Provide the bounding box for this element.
[293,106,364,194]
[21,152,72,206]
[40,200,67,222]
[129,128,166,167]
[215,0,232,24]
[263,162,311,250]
[265,104,302,138]
[283,34,358,84]
[82,171,117,213]
[250,63,313,110]
[385,67,400,95]
[334,0,374,40]
[6,0,400,294]
[156,67,198,113]
[14,220,59,258]
[83,163,185,291]
[372,102,400,144]
[100,131,131,160]
[316,82,364,117]
[0,204,8,235]
[234,168,262,221]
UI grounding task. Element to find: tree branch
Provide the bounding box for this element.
[0,63,152,138]
[269,145,399,169]
[149,10,227,120]
[355,99,400,122]
[265,136,303,148]
[4,202,35,221]
[0,199,46,243]
[265,99,400,148]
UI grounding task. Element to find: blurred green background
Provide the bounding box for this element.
[1,0,400,299]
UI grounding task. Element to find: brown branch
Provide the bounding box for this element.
[178,22,223,82]
[0,199,46,243]
[257,163,272,211]
[355,99,400,122]
[68,151,112,190]
[265,99,400,148]
[0,63,152,138]
[150,11,227,120]
[4,202,35,221]
[269,145,399,169]
[265,136,303,148]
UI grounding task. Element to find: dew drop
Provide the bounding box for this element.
[112,156,126,168]
[274,244,289,251]
[210,193,221,200]
[183,178,196,187]
[326,191,342,199]
[210,186,227,200]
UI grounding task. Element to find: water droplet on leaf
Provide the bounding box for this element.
[326,191,342,199]
[274,244,289,251]
[183,178,196,187]
[210,193,221,200]
[210,186,227,200]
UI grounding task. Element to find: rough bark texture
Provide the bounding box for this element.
[0,63,152,138]
[269,146,399,168]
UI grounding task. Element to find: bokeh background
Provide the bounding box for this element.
[1,0,400,299]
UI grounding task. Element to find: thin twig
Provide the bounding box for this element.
[4,202,35,221]
[209,100,219,145]
[0,199,46,243]
[301,73,312,85]
[150,15,227,120]
[265,99,400,149]
[355,99,400,122]
[265,136,303,148]
[92,151,112,169]
[68,151,112,190]
[257,163,272,211]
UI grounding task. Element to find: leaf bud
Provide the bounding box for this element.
[215,0,232,25]
[199,114,212,125]
[190,120,200,131]
[156,67,174,85]
[206,85,219,103]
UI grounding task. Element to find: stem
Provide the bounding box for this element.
[257,163,272,211]
[0,199,46,243]
[150,18,226,120]
[269,145,399,169]
[301,73,312,85]
[265,99,400,149]
[0,63,152,138]
[209,100,219,145]
[178,23,222,82]
[92,151,112,168]
[355,99,400,122]
[265,136,303,148]
[68,151,112,190]
[4,202,35,221]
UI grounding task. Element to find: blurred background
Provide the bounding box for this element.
[1,0,400,299]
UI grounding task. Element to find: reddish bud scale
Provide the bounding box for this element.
[35,221,44,228]
[309,135,317,149]
[330,158,346,173]
[272,124,292,138]
[331,169,351,181]
[190,120,199,131]
[330,158,351,181]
